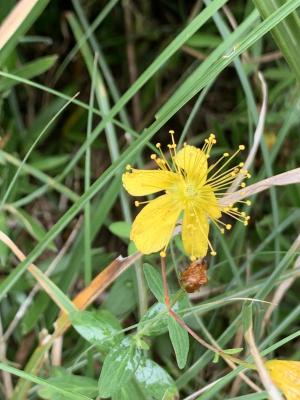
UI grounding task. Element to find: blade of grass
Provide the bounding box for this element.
[0,150,78,203]
[0,93,79,209]
[0,362,92,400]
[0,0,50,66]
[253,0,300,82]
[83,57,96,286]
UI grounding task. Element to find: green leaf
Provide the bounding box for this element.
[38,374,98,400]
[139,297,187,337]
[70,309,123,352]
[112,380,144,400]
[6,207,56,251]
[109,221,131,239]
[143,263,164,302]
[138,302,169,336]
[102,269,137,317]
[135,358,179,400]
[0,55,57,92]
[168,317,189,369]
[98,336,142,398]
[242,301,253,333]
[223,347,244,355]
[30,154,69,172]
[0,213,9,266]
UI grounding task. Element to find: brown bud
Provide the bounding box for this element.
[180,259,208,293]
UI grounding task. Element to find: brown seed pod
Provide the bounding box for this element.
[180,259,208,293]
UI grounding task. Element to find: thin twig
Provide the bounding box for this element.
[245,318,283,400]
[0,317,13,398]
[183,378,223,400]
[229,71,268,192]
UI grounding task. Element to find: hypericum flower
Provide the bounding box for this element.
[122,131,251,259]
[265,359,300,400]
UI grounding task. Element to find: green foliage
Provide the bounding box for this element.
[167,317,189,369]
[98,336,143,398]
[1,0,300,399]
[38,373,98,400]
[70,309,123,351]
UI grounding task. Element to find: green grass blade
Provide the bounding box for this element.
[253,0,300,82]
[0,362,92,400]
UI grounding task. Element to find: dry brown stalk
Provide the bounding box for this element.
[245,319,283,400]
[0,0,39,50]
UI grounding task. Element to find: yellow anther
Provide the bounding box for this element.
[210,251,217,256]
[244,221,248,226]
[156,143,161,148]
[247,173,251,178]
[221,228,225,234]
[239,162,244,167]
[190,255,196,261]
[134,201,140,207]
[240,182,246,188]
[246,216,251,220]
[241,212,246,217]
[126,164,132,170]
[223,152,229,157]
[246,200,251,206]
[160,251,166,258]
[169,129,175,134]
[226,224,232,230]
[150,154,157,160]
[239,145,245,150]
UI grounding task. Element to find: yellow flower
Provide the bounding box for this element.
[265,359,300,400]
[122,131,251,259]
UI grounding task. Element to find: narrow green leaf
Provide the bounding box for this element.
[111,380,144,400]
[223,347,244,355]
[253,0,300,83]
[70,309,123,352]
[242,301,253,333]
[0,362,91,400]
[5,207,56,251]
[98,336,142,398]
[168,317,189,369]
[109,221,131,239]
[143,263,164,302]
[138,302,169,336]
[38,374,98,400]
[135,358,179,400]
[0,55,57,92]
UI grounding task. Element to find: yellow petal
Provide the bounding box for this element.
[131,194,182,254]
[175,145,207,184]
[265,360,300,400]
[182,204,209,259]
[122,169,178,196]
[198,185,222,219]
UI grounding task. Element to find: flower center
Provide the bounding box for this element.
[184,182,198,198]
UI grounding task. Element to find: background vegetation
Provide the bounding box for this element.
[0,0,300,399]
